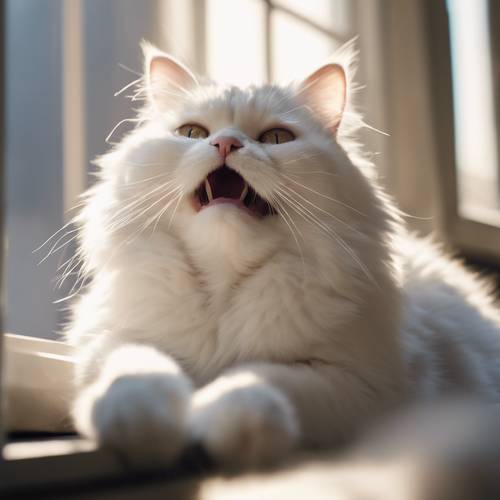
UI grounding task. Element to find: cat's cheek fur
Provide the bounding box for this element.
[189,373,299,468]
[72,345,192,468]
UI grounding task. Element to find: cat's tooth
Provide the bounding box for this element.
[240,182,249,201]
[205,179,214,202]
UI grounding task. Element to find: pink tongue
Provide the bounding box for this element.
[207,166,245,199]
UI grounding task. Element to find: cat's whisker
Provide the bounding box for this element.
[56,255,82,290]
[269,194,306,273]
[69,263,87,296]
[56,253,78,277]
[148,82,195,101]
[120,176,177,197]
[34,219,77,253]
[279,153,323,166]
[120,173,173,188]
[276,188,378,288]
[117,62,142,77]
[54,286,86,305]
[115,183,181,224]
[105,117,144,144]
[279,104,310,117]
[111,185,182,236]
[100,189,183,268]
[67,255,91,297]
[277,184,364,236]
[145,190,183,235]
[168,191,184,229]
[38,230,80,265]
[118,174,177,198]
[281,174,366,216]
[121,160,171,168]
[287,170,339,177]
[114,76,144,97]
[109,179,178,224]
[278,190,343,245]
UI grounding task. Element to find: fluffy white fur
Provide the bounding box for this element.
[66,42,500,468]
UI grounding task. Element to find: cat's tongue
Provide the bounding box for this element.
[206,166,246,200]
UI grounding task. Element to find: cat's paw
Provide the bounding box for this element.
[73,346,192,468]
[190,373,299,469]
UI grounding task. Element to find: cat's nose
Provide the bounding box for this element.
[211,136,243,158]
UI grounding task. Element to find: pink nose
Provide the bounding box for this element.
[211,136,242,158]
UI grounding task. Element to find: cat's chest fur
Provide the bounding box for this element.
[108,230,346,384]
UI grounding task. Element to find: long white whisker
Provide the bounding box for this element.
[114,76,143,97]
[279,154,322,166]
[147,190,183,235]
[117,62,142,77]
[269,194,305,274]
[275,190,378,288]
[168,191,184,229]
[120,173,173,188]
[38,231,79,265]
[282,174,366,216]
[109,185,182,233]
[109,179,178,225]
[33,219,76,253]
[277,184,363,236]
[105,117,143,144]
[287,170,339,177]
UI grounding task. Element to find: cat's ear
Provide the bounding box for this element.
[142,42,197,109]
[300,64,346,134]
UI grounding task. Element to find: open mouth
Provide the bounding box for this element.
[193,165,276,217]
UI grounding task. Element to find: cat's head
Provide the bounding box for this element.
[90,42,391,280]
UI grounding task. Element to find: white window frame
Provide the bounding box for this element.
[424,0,500,261]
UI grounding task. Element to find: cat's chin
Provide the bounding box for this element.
[195,199,269,221]
[194,197,250,215]
[193,201,260,225]
[183,201,281,267]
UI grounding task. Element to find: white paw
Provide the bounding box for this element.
[190,373,299,469]
[73,346,192,468]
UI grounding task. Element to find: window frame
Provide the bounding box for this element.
[425,0,500,262]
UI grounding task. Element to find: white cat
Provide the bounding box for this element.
[68,42,500,469]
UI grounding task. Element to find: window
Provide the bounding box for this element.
[3,0,497,495]
[448,0,499,223]
[426,0,500,260]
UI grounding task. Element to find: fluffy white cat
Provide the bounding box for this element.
[68,42,500,469]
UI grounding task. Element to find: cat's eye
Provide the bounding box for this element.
[258,128,295,145]
[176,124,209,139]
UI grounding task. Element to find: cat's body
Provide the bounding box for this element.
[68,44,500,468]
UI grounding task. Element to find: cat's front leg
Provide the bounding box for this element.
[73,343,192,468]
[190,361,401,468]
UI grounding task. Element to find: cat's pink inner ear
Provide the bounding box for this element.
[300,64,346,134]
[148,54,197,104]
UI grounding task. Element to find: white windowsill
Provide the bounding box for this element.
[4,333,75,433]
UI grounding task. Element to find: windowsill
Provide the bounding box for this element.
[4,333,75,433]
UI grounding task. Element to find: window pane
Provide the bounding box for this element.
[273,0,350,36]
[5,0,162,339]
[272,9,338,83]
[206,0,266,85]
[447,0,500,224]
[5,0,63,339]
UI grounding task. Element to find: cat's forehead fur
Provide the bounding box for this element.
[170,82,309,137]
